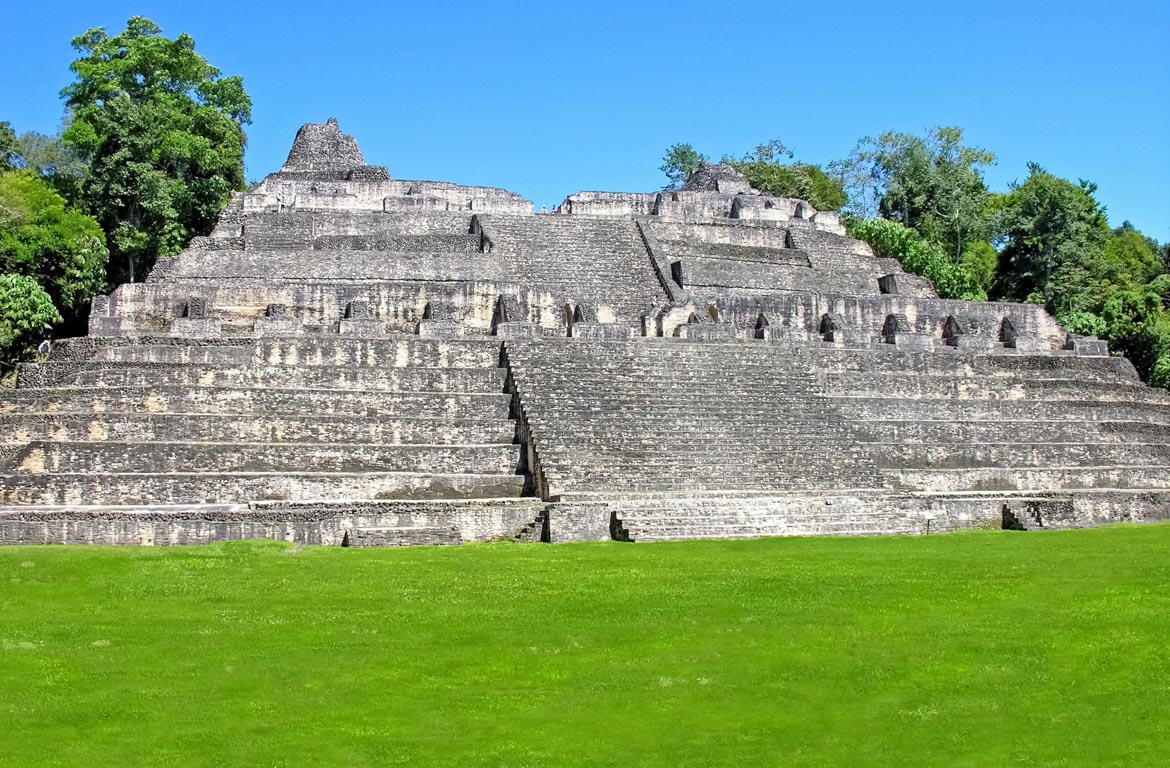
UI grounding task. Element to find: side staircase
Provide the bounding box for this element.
[0,335,540,545]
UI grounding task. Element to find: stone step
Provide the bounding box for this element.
[512,375,1167,404]
[624,525,909,542]
[854,419,1169,444]
[0,413,515,446]
[507,343,1138,382]
[312,232,482,252]
[834,398,1170,422]
[862,441,1170,468]
[164,250,505,281]
[19,362,506,392]
[56,336,503,368]
[525,421,1167,447]
[0,470,528,506]
[342,526,462,547]
[0,497,548,545]
[0,386,512,418]
[8,441,521,476]
[887,465,1170,492]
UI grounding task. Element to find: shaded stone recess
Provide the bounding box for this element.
[1,119,1167,545]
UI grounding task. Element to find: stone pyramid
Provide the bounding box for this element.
[2,119,1167,545]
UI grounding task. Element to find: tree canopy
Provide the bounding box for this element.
[62,16,251,283]
[993,164,1112,312]
[833,127,998,263]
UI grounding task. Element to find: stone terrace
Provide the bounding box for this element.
[1,119,1167,545]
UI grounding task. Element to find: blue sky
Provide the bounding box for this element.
[2,0,1168,239]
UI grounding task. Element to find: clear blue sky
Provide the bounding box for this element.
[2,0,1168,239]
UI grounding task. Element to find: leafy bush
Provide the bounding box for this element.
[0,273,60,359]
[1058,311,1108,338]
[846,217,986,300]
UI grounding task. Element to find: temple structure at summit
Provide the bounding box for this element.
[1,119,1167,545]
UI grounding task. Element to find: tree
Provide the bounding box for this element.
[0,171,108,322]
[725,140,847,211]
[833,127,998,262]
[1095,229,1163,292]
[1099,290,1167,380]
[0,273,60,363]
[0,122,18,171]
[660,143,706,189]
[17,129,88,200]
[62,16,251,284]
[847,218,986,301]
[960,240,998,294]
[993,164,1110,313]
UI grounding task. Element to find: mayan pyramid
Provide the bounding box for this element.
[2,119,1167,545]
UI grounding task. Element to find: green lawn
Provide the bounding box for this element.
[1,526,1168,767]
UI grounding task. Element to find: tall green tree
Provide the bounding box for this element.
[993,163,1110,312]
[17,129,88,201]
[0,121,18,171]
[833,127,998,262]
[660,143,707,190]
[62,16,251,284]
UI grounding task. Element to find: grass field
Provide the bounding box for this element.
[1,526,1168,767]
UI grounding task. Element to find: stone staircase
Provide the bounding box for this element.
[487,214,668,325]
[506,338,1170,540]
[0,335,535,542]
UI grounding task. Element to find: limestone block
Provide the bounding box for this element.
[675,323,737,341]
[342,527,462,547]
[947,335,998,352]
[570,322,634,341]
[1007,335,1050,354]
[417,320,463,338]
[493,321,541,339]
[253,317,303,336]
[338,319,387,336]
[641,313,661,338]
[170,318,220,338]
[887,333,933,351]
[810,210,847,236]
[88,317,137,337]
[1064,336,1109,356]
[825,330,872,346]
[879,273,938,298]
